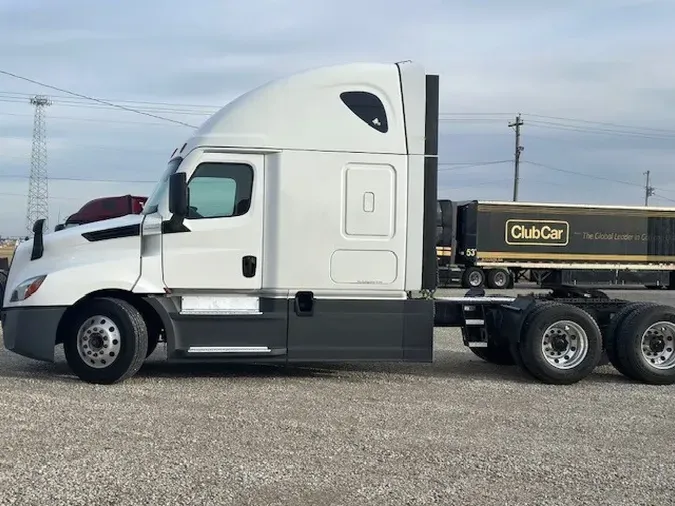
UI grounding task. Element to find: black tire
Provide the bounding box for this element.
[462,267,485,289]
[604,302,658,378]
[614,304,675,385]
[515,302,603,385]
[470,343,516,365]
[63,297,148,385]
[0,270,7,307]
[486,268,510,289]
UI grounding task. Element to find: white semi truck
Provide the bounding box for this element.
[1,61,674,386]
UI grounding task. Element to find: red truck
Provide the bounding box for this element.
[55,195,147,231]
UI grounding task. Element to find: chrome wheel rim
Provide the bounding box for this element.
[76,315,122,369]
[541,320,588,369]
[469,271,482,286]
[494,271,507,287]
[641,321,675,370]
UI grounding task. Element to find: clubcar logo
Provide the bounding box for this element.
[505,219,569,246]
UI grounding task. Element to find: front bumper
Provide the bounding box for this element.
[1,306,67,362]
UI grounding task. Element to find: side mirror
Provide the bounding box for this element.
[168,172,188,217]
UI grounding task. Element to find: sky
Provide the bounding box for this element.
[1,0,675,236]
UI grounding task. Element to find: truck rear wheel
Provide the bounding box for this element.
[516,302,603,384]
[486,268,510,289]
[461,267,485,288]
[613,305,675,385]
[604,302,657,377]
[62,297,148,385]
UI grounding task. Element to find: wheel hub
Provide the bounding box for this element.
[541,321,588,370]
[641,322,675,370]
[552,336,568,352]
[76,315,122,369]
[649,338,665,353]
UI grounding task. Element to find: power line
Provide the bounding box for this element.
[524,119,675,141]
[521,160,644,189]
[0,111,185,128]
[0,191,82,202]
[0,173,155,184]
[523,113,675,136]
[0,91,218,111]
[0,70,198,128]
[521,160,675,198]
[438,160,513,171]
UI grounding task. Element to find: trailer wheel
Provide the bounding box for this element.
[613,305,675,385]
[462,267,485,288]
[604,302,658,377]
[517,302,602,384]
[486,269,510,289]
[470,343,516,365]
[62,297,148,385]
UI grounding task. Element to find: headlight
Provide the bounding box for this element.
[10,275,47,302]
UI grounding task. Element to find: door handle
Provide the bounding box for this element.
[242,256,257,278]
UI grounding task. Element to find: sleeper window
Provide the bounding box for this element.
[186,162,254,219]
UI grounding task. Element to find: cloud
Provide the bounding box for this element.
[1,0,675,235]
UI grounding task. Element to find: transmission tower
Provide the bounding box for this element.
[26,95,51,235]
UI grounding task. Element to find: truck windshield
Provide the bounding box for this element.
[142,157,183,215]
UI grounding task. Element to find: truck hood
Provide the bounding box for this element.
[5,214,144,307]
[33,214,143,255]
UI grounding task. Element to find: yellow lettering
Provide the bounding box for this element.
[508,223,566,243]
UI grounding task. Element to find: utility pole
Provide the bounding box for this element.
[509,113,524,201]
[26,95,51,235]
[644,170,655,206]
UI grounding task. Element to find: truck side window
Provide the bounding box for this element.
[186,162,254,219]
[339,91,388,133]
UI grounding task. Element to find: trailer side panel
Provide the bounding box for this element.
[465,202,675,265]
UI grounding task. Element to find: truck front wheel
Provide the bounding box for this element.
[62,297,148,385]
[516,302,603,384]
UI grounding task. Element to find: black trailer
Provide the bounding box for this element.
[437,199,675,289]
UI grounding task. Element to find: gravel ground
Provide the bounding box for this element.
[0,288,674,506]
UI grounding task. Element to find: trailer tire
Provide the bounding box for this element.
[613,304,675,385]
[62,297,148,385]
[486,268,510,289]
[470,344,516,365]
[516,302,603,385]
[462,267,485,289]
[604,302,658,378]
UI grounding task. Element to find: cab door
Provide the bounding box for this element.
[161,151,264,292]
